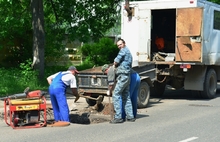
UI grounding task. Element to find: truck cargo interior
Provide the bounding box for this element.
[151,9,176,61]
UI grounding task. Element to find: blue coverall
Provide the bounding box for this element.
[122,71,141,119]
[49,72,70,122]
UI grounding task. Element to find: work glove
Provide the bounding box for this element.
[106,90,110,96]
[74,95,80,103]
[74,90,84,103]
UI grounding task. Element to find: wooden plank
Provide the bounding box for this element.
[176,38,201,62]
[176,8,203,36]
[176,8,202,62]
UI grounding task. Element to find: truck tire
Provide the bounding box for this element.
[85,94,104,106]
[137,81,150,108]
[201,68,217,99]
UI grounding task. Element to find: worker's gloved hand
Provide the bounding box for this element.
[74,90,84,103]
[106,90,110,96]
[106,90,113,96]
[74,93,80,103]
[74,95,80,103]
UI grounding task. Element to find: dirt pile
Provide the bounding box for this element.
[69,102,114,124]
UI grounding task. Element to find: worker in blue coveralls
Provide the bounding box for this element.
[102,64,140,121]
[109,39,135,123]
[122,69,140,120]
[47,66,79,123]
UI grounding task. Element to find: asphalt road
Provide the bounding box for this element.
[1,87,220,142]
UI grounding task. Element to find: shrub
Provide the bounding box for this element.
[80,37,119,66]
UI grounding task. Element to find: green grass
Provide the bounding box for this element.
[0,67,47,97]
[0,63,93,97]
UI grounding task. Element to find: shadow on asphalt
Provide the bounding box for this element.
[150,87,220,102]
[147,84,220,110]
[136,114,149,120]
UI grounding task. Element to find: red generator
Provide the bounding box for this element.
[4,90,47,129]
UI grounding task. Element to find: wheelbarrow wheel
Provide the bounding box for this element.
[85,94,104,106]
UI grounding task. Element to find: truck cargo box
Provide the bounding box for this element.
[121,0,220,99]
[121,0,220,65]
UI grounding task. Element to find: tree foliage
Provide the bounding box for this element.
[81,38,119,66]
[0,1,32,66]
[0,0,122,67]
[209,0,220,4]
[1,0,220,68]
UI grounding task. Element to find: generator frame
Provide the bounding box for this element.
[4,96,47,129]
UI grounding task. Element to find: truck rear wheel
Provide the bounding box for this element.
[201,68,217,99]
[137,81,150,108]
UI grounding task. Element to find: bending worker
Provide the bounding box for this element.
[122,69,140,119]
[102,64,140,120]
[47,66,79,123]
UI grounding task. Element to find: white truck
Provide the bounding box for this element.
[77,0,220,108]
[121,0,220,100]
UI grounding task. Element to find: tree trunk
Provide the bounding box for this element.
[125,0,132,21]
[31,0,45,80]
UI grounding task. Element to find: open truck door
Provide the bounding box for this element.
[176,8,203,62]
[133,8,155,108]
[122,6,151,63]
[137,8,151,62]
[122,5,155,108]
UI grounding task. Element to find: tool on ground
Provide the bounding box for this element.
[4,87,47,129]
[107,90,114,120]
[74,90,103,110]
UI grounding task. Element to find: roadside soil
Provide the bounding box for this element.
[71,102,113,124]
[46,102,114,125]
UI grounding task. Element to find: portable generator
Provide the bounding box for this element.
[4,89,47,129]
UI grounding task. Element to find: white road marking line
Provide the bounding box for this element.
[179,137,198,142]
